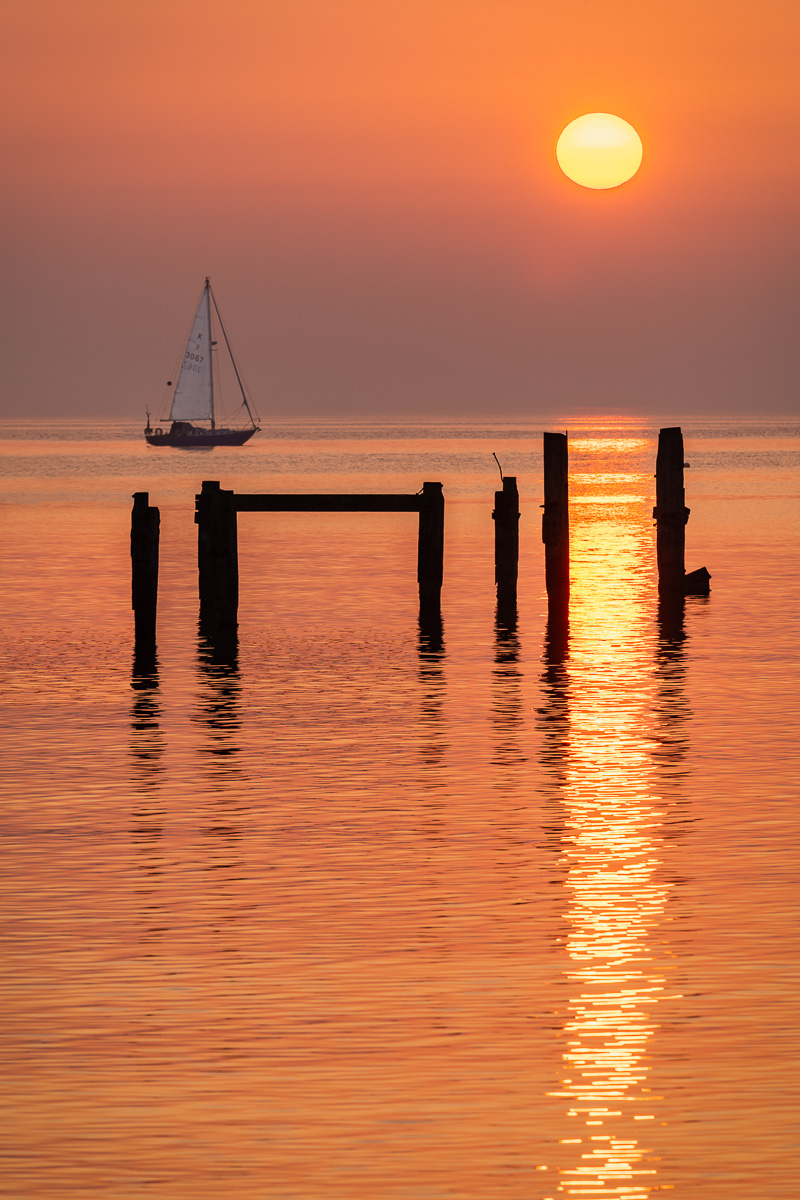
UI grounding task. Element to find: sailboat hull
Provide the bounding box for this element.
[145,425,259,448]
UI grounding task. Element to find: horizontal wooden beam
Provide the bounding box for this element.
[195,482,444,623]
[233,493,423,513]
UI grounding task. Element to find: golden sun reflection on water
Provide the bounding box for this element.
[545,458,679,1199]
[569,438,649,454]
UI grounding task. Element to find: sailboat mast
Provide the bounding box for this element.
[205,278,215,430]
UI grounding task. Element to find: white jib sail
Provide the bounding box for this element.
[169,284,213,422]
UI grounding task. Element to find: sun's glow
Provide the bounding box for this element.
[557,113,643,190]
[539,437,684,1195]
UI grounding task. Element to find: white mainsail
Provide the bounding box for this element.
[169,282,214,422]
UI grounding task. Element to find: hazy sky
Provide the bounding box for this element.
[2,0,798,419]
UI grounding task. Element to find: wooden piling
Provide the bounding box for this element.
[417,481,444,612]
[493,475,519,605]
[653,427,710,596]
[542,432,569,600]
[195,480,239,632]
[654,427,688,594]
[131,491,159,645]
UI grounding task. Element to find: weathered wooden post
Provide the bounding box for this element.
[417,481,444,612]
[493,475,519,606]
[654,427,710,596]
[542,432,569,601]
[654,427,688,596]
[131,491,159,646]
[195,480,239,631]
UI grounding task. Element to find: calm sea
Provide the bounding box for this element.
[1,418,798,1199]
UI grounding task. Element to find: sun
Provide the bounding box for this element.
[556,113,643,190]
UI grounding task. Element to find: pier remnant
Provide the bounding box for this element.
[195,481,445,632]
[417,481,445,614]
[542,432,569,602]
[131,492,160,645]
[493,475,520,607]
[654,427,687,594]
[196,480,239,632]
[653,427,710,596]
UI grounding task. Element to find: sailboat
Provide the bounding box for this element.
[145,278,260,447]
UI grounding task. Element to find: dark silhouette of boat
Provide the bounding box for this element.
[145,278,260,448]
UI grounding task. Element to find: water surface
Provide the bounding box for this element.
[1,419,798,1198]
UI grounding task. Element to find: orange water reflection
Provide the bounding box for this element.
[492,604,526,782]
[544,454,680,1199]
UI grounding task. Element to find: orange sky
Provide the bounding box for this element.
[2,0,798,417]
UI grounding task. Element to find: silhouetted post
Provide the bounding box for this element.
[417,481,444,612]
[654,427,689,595]
[196,480,238,631]
[131,491,159,646]
[542,432,569,601]
[493,475,519,606]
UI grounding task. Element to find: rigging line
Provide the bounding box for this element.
[208,284,260,424]
[493,453,504,481]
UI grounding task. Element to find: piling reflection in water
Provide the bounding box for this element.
[195,624,246,865]
[196,624,242,764]
[538,605,571,872]
[131,645,158,691]
[654,598,692,790]
[492,603,526,781]
[417,610,447,774]
[546,457,677,1199]
[129,650,167,940]
[129,648,164,791]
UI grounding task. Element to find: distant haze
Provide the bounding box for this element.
[2,0,798,419]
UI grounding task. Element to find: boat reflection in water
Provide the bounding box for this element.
[544,436,683,1199]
